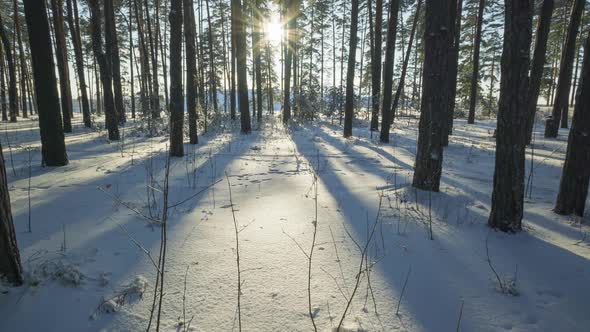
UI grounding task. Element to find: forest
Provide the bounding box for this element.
[0,0,589,331]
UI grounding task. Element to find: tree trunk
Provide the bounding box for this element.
[524,0,554,144]
[444,0,463,146]
[488,0,533,232]
[88,0,120,141]
[230,0,237,120]
[467,0,485,124]
[369,0,382,131]
[343,0,359,138]
[144,0,161,118]
[545,0,584,138]
[233,0,250,133]
[184,0,198,144]
[283,0,297,124]
[554,30,590,217]
[23,0,69,166]
[66,0,92,128]
[253,0,264,122]
[412,0,455,191]
[169,0,183,157]
[13,0,28,118]
[50,0,73,133]
[104,0,126,123]
[206,0,219,114]
[0,142,22,285]
[378,0,400,143]
[0,42,7,121]
[0,15,18,123]
[391,0,422,125]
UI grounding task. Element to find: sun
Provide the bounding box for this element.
[264,15,283,43]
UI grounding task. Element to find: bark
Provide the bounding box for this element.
[144,0,161,118]
[133,0,153,114]
[0,42,6,121]
[253,0,263,122]
[88,0,120,141]
[104,0,126,123]
[370,0,383,130]
[230,0,237,120]
[444,0,463,146]
[184,0,198,144]
[233,0,250,133]
[525,0,554,144]
[554,30,590,217]
[467,0,485,124]
[23,0,69,166]
[391,0,423,125]
[545,0,584,138]
[169,0,183,157]
[0,142,22,285]
[378,0,400,143]
[343,0,360,138]
[412,0,454,191]
[488,0,533,232]
[129,0,136,119]
[0,14,18,123]
[50,0,73,133]
[13,0,28,118]
[282,0,297,124]
[205,0,219,115]
[66,0,92,127]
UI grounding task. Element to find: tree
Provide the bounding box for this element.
[50,0,73,133]
[253,0,264,123]
[444,0,463,146]
[412,0,455,191]
[488,0,533,232]
[343,0,359,138]
[232,0,251,133]
[0,40,6,121]
[184,0,198,144]
[369,0,383,131]
[391,0,423,125]
[23,0,69,166]
[545,0,585,137]
[104,0,125,123]
[0,142,22,285]
[467,0,485,124]
[283,0,298,124]
[554,30,590,217]
[379,0,400,143]
[88,0,120,141]
[0,13,18,123]
[66,0,92,128]
[13,0,29,119]
[525,0,554,144]
[169,0,183,157]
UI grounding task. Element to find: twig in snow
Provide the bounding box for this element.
[396,266,411,316]
[456,300,464,332]
[225,172,242,332]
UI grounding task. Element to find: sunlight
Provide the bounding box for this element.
[264,14,283,43]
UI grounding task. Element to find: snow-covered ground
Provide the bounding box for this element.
[0,113,588,332]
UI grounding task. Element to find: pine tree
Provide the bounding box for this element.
[23,0,69,165]
[169,0,184,157]
[488,0,533,232]
[0,13,18,123]
[50,0,73,133]
[378,0,400,143]
[467,0,485,124]
[0,142,22,285]
[343,0,359,138]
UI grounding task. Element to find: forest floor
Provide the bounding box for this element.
[0,112,589,332]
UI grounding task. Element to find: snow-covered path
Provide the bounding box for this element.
[1,117,589,331]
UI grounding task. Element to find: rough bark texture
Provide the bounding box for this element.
[370,0,383,131]
[488,0,533,232]
[104,0,126,123]
[379,0,400,143]
[0,14,18,123]
[525,0,554,144]
[467,0,485,124]
[282,0,296,124]
[412,0,454,192]
[184,0,198,144]
[545,0,585,137]
[554,31,590,217]
[0,142,22,285]
[343,0,359,138]
[50,0,73,133]
[0,41,7,121]
[13,0,28,118]
[66,0,92,128]
[169,0,184,157]
[89,0,120,141]
[23,0,69,166]
[234,0,251,133]
[444,0,463,146]
[253,0,264,122]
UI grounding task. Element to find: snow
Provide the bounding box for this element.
[0,114,589,332]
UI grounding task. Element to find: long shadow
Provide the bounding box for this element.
[290,123,590,331]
